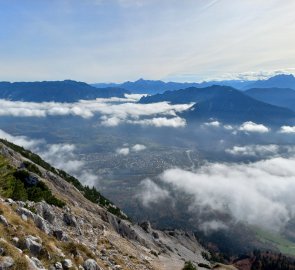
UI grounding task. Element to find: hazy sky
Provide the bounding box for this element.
[1,0,295,82]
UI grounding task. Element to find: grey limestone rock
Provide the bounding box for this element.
[0,256,14,269]
[83,259,101,270]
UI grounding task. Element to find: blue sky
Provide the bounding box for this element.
[1,0,295,82]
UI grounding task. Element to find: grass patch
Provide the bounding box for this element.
[255,227,295,256]
[0,239,29,269]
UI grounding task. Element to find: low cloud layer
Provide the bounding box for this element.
[226,145,279,158]
[137,178,171,207]
[158,158,295,231]
[0,129,44,149]
[127,117,186,128]
[202,120,270,134]
[138,154,295,232]
[226,144,295,158]
[0,98,193,128]
[0,129,98,187]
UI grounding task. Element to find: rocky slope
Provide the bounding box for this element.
[0,140,228,270]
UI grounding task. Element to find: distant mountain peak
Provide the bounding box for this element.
[268,74,295,81]
[243,73,295,90]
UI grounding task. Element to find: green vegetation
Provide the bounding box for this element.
[251,250,295,270]
[183,261,197,270]
[23,160,42,176]
[0,155,65,207]
[0,139,129,219]
[255,228,295,257]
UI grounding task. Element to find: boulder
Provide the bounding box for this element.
[34,215,51,234]
[25,255,45,270]
[25,236,42,256]
[30,257,45,270]
[5,198,14,205]
[12,237,19,246]
[83,259,101,270]
[0,256,14,269]
[17,207,35,220]
[21,214,28,221]
[36,202,55,224]
[62,259,73,269]
[139,221,152,233]
[54,262,63,269]
[152,231,159,239]
[63,213,77,227]
[0,215,9,227]
[53,230,66,241]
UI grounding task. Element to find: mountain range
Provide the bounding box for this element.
[0,80,129,102]
[245,87,295,111]
[244,74,295,89]
[1,75,295,125]
[92,74,295,94]
[139,85,295,124]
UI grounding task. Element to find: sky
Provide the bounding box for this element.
[1,0,295,83]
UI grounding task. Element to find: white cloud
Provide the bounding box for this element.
[128,116,186,128]
[0,129,44,149]
[116,147,130,156]
[224,124,233,130]
[198,220,228,234]
[226,145,279,157]
[40,144,84,173]
[93,93,146,103]
[137,178,170,207]
[100,116,122,127]
[204,120,220,127]
[131,144,146,152]
[239,121,270,133]
[279,126,295,134]
[124,93,148,101]
[116,144,147,155]
[158,157,295,231]
[0,99,192,128]
[0,129,99,187]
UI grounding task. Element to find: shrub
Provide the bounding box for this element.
[23,161,42,176]
[183,261,198,270]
